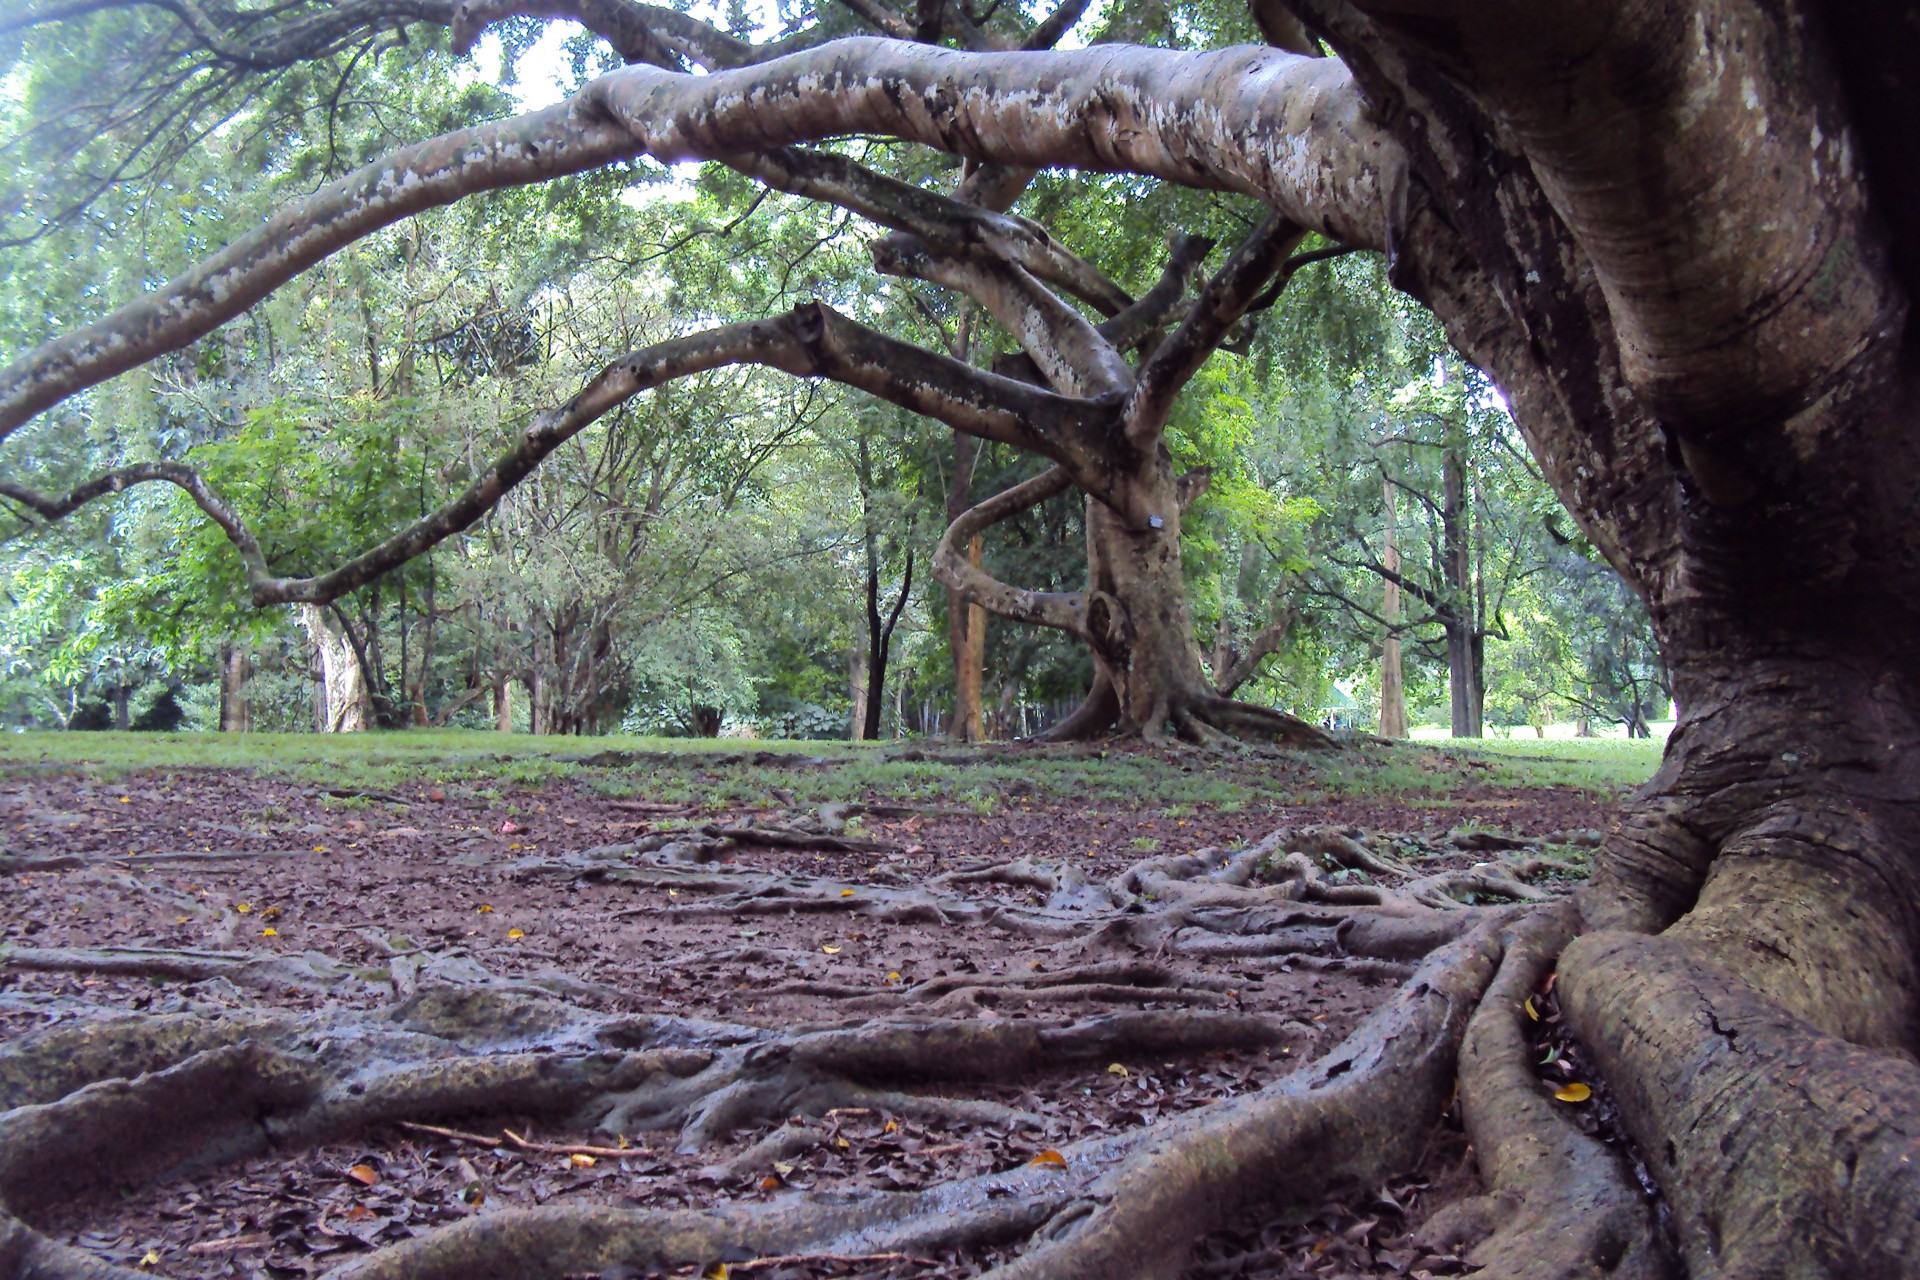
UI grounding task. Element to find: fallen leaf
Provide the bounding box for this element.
[346,1164,380,1187]
[477,904,494,913]
[1553,1082,1593,1103]
[773,1162,795,1176]
[344,1205,373,1223]
[120,796,131,804]
[261,928,278,937]
[1107,1063,1130,1078]
[884,1120,898,1133]
[1029,1150,1069,1168]
[835,1137,851,1150]
[569,1154,596,1168]
[822,945,842,955]
[759,1173,783,1191]
[702,1264,729,1280]
[507,928,526,940]
[499,819,519,834]
[234,903,252,914]
[312,845,328,853]
[840,888,856,898]
[1523,996,1540,1021]
[261,905,283,920]
[886,971,902,982]
[139,1250,160,1267]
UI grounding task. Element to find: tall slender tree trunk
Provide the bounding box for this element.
[219,645,252,733]
[848,648,870,741]
[1441,446,1482,737]
[1378,479,1408,739]
[492,678,512,733]
[946,428,987,742]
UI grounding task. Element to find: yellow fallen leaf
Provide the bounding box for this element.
[175,916,189,925]
[1554,1082,1593,1103]
[476,904,494,913]
[884,1120,898,1133]
[140,1250,160,1267]
[840,888,856,898]
[119,796,131,804]
[822,945,842,954]
[835,1137,850,1149]
[702,1264,730,1280]
[569,1154,596,1168]
[773,1162,795,1176]
[1107,1063,1130,1078]
[312,845,327,853]
[261,928,278,937]
[261,905,283,920]
[234,902,251,914]
[346,1164,380,1187]
[886,971,902,982]
[507,928,525,940]
[1524,996,1540,1021]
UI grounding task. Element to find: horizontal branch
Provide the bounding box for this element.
[2,37,1394,445]
[7,304,1108,606]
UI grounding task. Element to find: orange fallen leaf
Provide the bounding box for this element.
[1029,1149,1069,1168]
[759,1173,783,1191]
[344,1204,373,1222]
[568,1154,596,1168]
[477,904,494,913]
[346,1164,380,1187]
[1553,1082,1593,1103]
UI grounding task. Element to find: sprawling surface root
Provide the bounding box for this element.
[0,815,1605,1279]
[1429,904,1671,1280]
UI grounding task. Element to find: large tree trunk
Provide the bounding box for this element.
[946,428,987,743]
[298,605,371,733]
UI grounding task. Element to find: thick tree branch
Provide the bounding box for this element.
[2,40,1395,442]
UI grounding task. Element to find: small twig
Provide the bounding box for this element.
[501,1128,646,1158]
[397,1120,647,1159]
[732,1252,938,1272]
[185,1234,271,1256]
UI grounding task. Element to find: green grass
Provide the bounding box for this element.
[0,728,1666,809]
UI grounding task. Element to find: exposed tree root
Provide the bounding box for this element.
[0,814,1632,1280]
[1425,903,1672,1279]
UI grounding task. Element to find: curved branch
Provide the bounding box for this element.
[7,305,1106,607]
[2,39,1393,442]
[933,466,1085,635]
[1095,235,1213,352]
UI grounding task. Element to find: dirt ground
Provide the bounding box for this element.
[0,743,1626,1279]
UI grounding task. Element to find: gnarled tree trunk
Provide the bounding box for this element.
[298,605,371,734]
